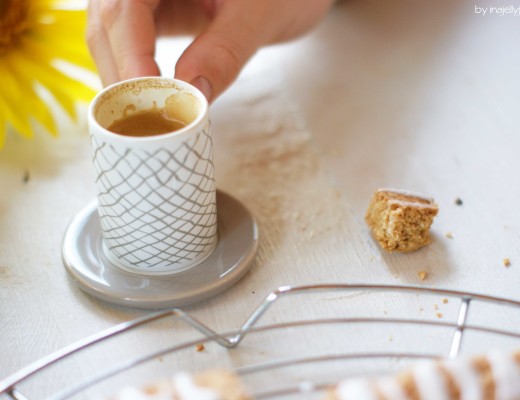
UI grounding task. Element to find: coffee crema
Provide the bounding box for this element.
[108,107,186,137]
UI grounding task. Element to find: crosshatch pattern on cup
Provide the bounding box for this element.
[91,126,217,271]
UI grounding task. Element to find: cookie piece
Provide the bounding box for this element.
[324,349,520,400]
[108,370,251,400]
[365,188,439,252]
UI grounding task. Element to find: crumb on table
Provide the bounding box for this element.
[22,170,30,184]
[504,258,511,267]
[418,271,428,281]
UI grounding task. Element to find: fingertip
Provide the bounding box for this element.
[190,76,213,103]
[122,57,161,81]
[174,2,266,102]
[102,0,160,83]
[174,35,248,103]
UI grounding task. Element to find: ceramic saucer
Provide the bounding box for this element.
[62,190,259,309]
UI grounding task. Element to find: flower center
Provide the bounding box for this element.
[0,0,30,55]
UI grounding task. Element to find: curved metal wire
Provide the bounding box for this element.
[2,284,520,399]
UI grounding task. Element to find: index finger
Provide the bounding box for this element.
[99,0,161,83]
[87,0,119,86]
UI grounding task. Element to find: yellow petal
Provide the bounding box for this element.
[14,58,77,118]
[42,8,87,22]
[32,2,86,17]
[11,45,95,120]
[0,63,35,138]
[19,40,95,98]
[4,55,58,132]
[34,12,88,41]
[35,23,87,42]
[0,1,94,144]
[0,91,33,139]
[32,8,95,71]
[32,30,96,71]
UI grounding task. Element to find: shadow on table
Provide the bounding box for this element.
[377,231,454,285]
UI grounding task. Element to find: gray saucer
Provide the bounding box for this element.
[62,190,259,309]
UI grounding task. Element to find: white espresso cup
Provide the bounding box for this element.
[88,77,217,275]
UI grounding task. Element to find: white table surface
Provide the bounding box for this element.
[2,0,520,398]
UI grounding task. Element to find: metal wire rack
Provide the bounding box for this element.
[2,284,520,400]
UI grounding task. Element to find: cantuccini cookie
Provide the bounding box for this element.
[365,188,439,252]
[325,349,520,400]
[104,350,520,400]
[107,370,251,400]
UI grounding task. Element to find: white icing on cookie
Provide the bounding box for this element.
[377,188,434,203]
[336,378,379,400]
[443,357,482,400]
[412,361,450,400]
[172,373,219,400]
[332,350,520,400]
[375,376,408,400]
[488,350,520,399]
[110,373,219,400]
[112,386,172,400]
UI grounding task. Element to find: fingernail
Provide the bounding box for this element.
[191,76,213,102]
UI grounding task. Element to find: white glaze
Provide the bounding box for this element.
[377,188,434,203]
[488,350,520,399]
[112,386,172,400]
[411,361,450,400]
[375,376,408,400]
[172,373,219,400]
[336,378,379,400]
[443,357,482,400]
[333,350,520,400]
[109,373,219,400]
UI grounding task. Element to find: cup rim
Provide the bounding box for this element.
[88,77,209,142]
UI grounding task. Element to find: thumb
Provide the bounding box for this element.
[174,4,267,103]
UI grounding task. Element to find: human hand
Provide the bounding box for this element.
[87,0,334,103]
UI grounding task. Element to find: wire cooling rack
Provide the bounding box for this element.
[2,284,520,400]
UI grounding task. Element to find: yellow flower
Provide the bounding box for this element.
[0,0,96,148]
